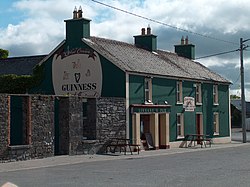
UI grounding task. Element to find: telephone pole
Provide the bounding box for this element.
[240,38,249,143]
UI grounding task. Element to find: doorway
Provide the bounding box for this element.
[140,115,150,138]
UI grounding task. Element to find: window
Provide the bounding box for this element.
[213,85,218,105]
[144,78,152,103]
[213,112,219,135]
[177,113,184,138]
[195,83,202,104]
[176,81,183,103]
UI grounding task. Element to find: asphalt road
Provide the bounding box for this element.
[1,144,250,187]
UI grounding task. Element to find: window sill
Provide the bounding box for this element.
[213,103,219,106]
[213,133,219,136]
[196,103,202,106]
[176,102,183,105]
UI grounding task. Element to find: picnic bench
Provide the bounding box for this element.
[179,134,212,148]
[106,138,140,155]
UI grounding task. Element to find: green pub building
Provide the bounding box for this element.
[1,7,231,157]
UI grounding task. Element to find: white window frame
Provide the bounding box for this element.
[195,83,202,105]
[213,85,219,105]
[177,113,184,139]
[176,81,183,104]
[144,78,152,103]
[213,112,219,135]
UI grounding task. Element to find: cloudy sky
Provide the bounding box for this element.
[1,0,250,100]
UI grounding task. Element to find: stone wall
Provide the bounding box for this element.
[96,97,126,141]
[29,95,55,159]
[0,95,127,160]
[0,95,10,160]
[83,98,96,139]
[76,97,126,154]
[68,97,85,155]
[55,97,84,155]
[57,97,70,155]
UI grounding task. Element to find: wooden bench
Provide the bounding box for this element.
[106,138,140,155]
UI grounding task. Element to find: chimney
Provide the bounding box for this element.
[141,28,145,35]
[77,6,83,18]
[134,26,157,52]
[181,36,185,45]
[146,25,151,35]
[73,6,77,19]
[64,6,91,47]
[174,36,195,60]
[185,36,188,45]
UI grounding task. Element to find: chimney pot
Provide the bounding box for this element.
[141,28,145,35]
[181,36,184,45]
[185,36,188,45]
[147,25,151,35]
[73,6,77,19]
[77,6,83,18]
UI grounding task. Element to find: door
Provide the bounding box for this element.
[140,115,150,137]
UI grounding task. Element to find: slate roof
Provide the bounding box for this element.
[231,99,250,113]
[83,37,230,84]
[0,36,230,84]
[0,55,46,75]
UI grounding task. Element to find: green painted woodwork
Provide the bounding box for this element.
[129,75,230,142]
[134,34,157,51]
[174,44,195,60]
[10,96,23,145]
[30,41,125,97]
[215,84,230,137]
[65,18,91,48]
[129,75,145,105]
[100,56,125,97]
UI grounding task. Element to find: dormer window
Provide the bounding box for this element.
[144,78,152,103]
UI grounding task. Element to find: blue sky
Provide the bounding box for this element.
[0,0,24,28]
[1,0,250,99]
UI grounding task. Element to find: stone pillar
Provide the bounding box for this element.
[150,113,159,149]
[159,113,170,149]
[132,113,140,145]
[0,95,10,160]
[30,95,54,158]
[68,97,84,155]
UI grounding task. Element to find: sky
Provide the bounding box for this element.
[0,0,250,100]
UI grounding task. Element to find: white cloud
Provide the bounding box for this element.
[1,0,250,100]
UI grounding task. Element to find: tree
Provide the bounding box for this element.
[0,49,9,59]
[230,95,240,100]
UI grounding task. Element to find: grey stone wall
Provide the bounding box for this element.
[68,97,84,155]
[83,98,96,139]
[57,96,84,155]
[96,97,126,141]
[0,95,127,160]
[30,95,55,159]
[73,97,126,154]
[0,95,10,160]
[58,97,70,155]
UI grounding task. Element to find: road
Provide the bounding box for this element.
[1,144,250,187]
